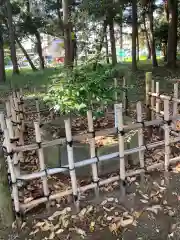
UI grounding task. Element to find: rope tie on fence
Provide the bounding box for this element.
[37,142,42,149]
[117,129,125,136]
[66,140,73,147]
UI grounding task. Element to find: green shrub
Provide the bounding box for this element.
[44,63,132,114]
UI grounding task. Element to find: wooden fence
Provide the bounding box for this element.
[1,72,180,214]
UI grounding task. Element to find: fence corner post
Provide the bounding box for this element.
[0,147,14,227]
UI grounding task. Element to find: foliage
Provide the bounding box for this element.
[44,63,131,114]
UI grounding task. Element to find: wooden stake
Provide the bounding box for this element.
[145,72,152,121]
[87,110,99,196]
[136,102,144,168]
[116,104,125,181]
[151,79,155,119]
[64,119,79,208]
[114,78,118,103]
[164,99,170,171]
[34,122,49,198]
[123,77,128,115]
[4,129,20,213]
[173,83,178,130]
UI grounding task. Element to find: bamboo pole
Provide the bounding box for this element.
[64,119,79,207]
[145,72,152,121]
[136,102,144,168]
[3,129,20,213]
[173,83,178,130]
[151,79,155,119]
[116,104,126,182]
[6,118,20,177]
[5,101,11,119]
[123,77,128,115]
[114,78,118,103]
[149,92,180,103]
[164,99,170,171]
[87,110,99,196]
[34,122,49,198]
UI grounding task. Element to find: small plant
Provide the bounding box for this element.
[44,63,132,115]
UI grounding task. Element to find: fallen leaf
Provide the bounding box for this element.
[107,197,114,202]
[89,221,95,232]
[120,215,134,227]
[140,199,148,203]
[48,231,55,239]
[146,205,162,215]
[35,222,45,228]
[75,227,87,237]
[30,229,39,236]
[55,229,64,234]
[21,222,27,229]
[101,200,107,206]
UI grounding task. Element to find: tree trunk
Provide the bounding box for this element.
[6,0,19,74]
[163,42,167,62]
[143,13,151,59]
[16,38,37,71]
[136,28,139,61]
[0,148,14,228]
[167,0,177,68]
[35,31,45,70]
[109,18,117,66]
[105,27,109,64]
[62,0,73,68]
[147,3,158,67]
[132,0,137,71]
[0,28,6,82]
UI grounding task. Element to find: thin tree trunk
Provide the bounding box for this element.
[143,13,151,59]
[16,37,37,71]
[35,31,45,70]
[62,0,73,68]
[105,27,109,64]
[163,42,167,62]
[167,0,177,68]
[0,28,6,82]
[0,148,14,227]
[136,28,139,61]
[147,3,158,67]
[6,0,19,74]
[132,0,137,71]
[109,18,117,66]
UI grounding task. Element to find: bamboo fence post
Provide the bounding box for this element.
[64,119,79,208]
[87,110,99,196]
[3,128,20,214]
[151,79,155,119]
[123,77,128,115]
[34,122,49,198]
[9,95,16,123]
[5,101,11,119]
[155,82,161,137]
[114,78,118,103]
[6,118,20,177]
[16,90,25,134]
[116,104,126,184]
[34,88,40,122]
[136,102,144,169]
[164,99,170,171]
[0,146,14,227]
[145,72,152,137]
[145,72,152,120]
[173,82,178,130]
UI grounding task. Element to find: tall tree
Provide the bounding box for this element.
[132,0,138,71]
[0,26,6,82]
[62,0,73,67]
[167,0,177,68]
[147,1,158,67]
[6,0,19,74]
[109,17,117,66]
